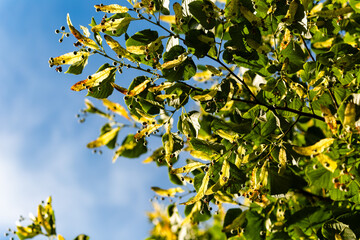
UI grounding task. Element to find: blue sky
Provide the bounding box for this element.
[0,1,176,239]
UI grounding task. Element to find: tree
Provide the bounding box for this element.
[10,0,360,239]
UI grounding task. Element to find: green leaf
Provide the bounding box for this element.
[243,210,264,239]
[162,45,196,81]
[185,29,215,58]
[65,54,89,75]
[322,220,357,240]
[113,134,147,162]
[189,1,216,30]
[126,29,158,47]
[74,235,90,240]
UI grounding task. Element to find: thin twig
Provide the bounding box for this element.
[300,35,315,62]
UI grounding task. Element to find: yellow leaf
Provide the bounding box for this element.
[293,138,334,156]
[80,25,91,37]
[317,154,337,172]
[127,45,146,55]
[103,99,131,120]
[170,162,205,174]
[182,171,210,205]
[281,29,292,50]
[344,102,355,129]
[278,148,286,176]
[131,108,155,123]
[112,141,137,163]
[219,160,230,186]
[151,187,184,197]
[149,82,175,92]
[67,14,100,50]
[161,53,187,69]
[71,67,116,91]
[155,94,176,101]
[313,38,335,48]
[215,129,238,143]
[91,17,135,33]
[159,15,176,24]
[173,2,183,27]
[192,89,217,101]
[193,70,213,82]
[51,51,90,66]
[290,82,307,99]
[87,127,120,148]
[104,35,135,62]
[111,82,128,94]
[189,150,214,161]
[58,235,65,240]
[134,123,162,139]
[94,4,129,13]
[320,105,337,134]
[205,65,222,76]
[128,79,151,96]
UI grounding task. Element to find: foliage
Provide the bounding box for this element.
[14,0,360,239]
[5,197,88,240]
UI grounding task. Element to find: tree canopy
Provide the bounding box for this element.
[9,0,360,239]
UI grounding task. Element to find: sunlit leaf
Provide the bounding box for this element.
[104,35,135,62]
[316,154,337,173]
[293,138,335,156]
[51,51,90,66]
[343,102,355,129]
[161,53,188,69]
[110,82,128,94]
[67,14,100,50]
[320,105,337,134]
[91,17,135,33]
[94,4,129,13]
[134,123,162,139]
[192,89,217,101]
[127,79,151,96]
[71,67,116,91]
[182,170,210,205]
[102,99,131,120]
[151,187,184,197]
[278,147,286,176]
[159,15,176,24]
[87,127,120,148]
[170,162,205,174]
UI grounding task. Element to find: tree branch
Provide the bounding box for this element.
[232,98,325,122]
